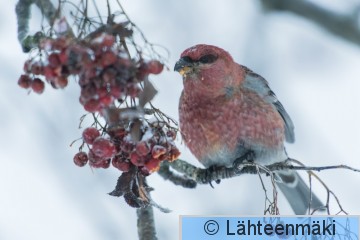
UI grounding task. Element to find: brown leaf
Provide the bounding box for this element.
[138,79,158,108]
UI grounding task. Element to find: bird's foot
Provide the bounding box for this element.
[203,165,223,188]
[233,151,255,172]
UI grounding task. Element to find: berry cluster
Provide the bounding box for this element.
[18,30,179,176]
[74,122,180,175]
[18,33,163,113]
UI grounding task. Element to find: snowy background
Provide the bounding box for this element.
[1,0,360,239]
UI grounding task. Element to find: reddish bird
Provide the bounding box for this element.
[175,44,322,214]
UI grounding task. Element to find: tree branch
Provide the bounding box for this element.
[137,206,158,240]
[167,158,360,184]
[260,0,360,47]
[158,162,197,188]
[15,0,74,52]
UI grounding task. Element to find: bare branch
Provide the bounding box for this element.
[137,206,158,240]
[260,0,360,47]
[158,162,197,188]
[168,158,360,184]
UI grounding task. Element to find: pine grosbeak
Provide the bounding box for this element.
[175,44,322,214]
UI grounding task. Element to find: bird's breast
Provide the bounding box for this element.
[179,89,285,167]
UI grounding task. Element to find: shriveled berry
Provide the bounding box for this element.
[82,127,100,145]
[92,137,116,158]
[144,158,161,173]
[168,147,181,161]
[18,74,32,89]
[31,78,45,94]
[136,141,151,156]
[73,152,88,167]
[151,145,167,159]
[112,156,131,172]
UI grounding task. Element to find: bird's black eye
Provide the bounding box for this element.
[181,56,193,63]
[198,54,217,64]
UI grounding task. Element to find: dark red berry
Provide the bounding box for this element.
[31,62,43,75]
[48,53,61,68]
[31,78,45,94]
[92,137,116,159]
[53,76,68,89]
[130,152,145,166]
[100,95,113,107]
[110,86,122,99]
[112,156,131,172]
[136,141,151,156]
[73,152,88,167]
[146,60,164,75]
[84,99,101,113]
[43,66,57,81]
[18,74,32,89]
[82,127,100,145]
[100,51,117,67]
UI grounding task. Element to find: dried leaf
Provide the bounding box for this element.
[108,170,135,197]
[109,168,171,212]
[138,79,158,108]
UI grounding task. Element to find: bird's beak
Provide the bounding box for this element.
[174,57,194,77]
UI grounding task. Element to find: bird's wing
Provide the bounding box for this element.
[242,66,295,143]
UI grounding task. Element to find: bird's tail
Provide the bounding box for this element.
[276,171,324,215]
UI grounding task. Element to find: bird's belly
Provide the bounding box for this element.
[179,93,286,167]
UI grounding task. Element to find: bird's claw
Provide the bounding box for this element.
[203,165,222,188]
[233,151,255,171]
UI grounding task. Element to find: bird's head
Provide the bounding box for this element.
[174,44,241,98]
